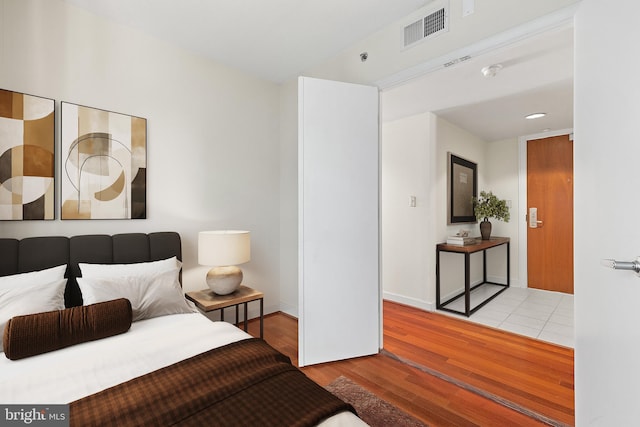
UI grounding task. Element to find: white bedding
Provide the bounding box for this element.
[0,312,365,426]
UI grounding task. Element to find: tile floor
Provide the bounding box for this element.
[438,285,574,348]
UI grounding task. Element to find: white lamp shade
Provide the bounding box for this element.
[198,230,250,266]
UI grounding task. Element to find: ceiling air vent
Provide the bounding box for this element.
[403,4,449,49]
[404,19,424,47]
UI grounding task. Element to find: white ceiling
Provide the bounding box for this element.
[62,0,574,142]
[381,25,574,141]
[63,0,432,83]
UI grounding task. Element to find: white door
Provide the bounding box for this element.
[575,1,640,424]
[298,76,380,366]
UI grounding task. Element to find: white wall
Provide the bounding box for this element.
[485,138,519,286]
[0,0,282,317]
[278,78,299,317]
[381,112,434,309]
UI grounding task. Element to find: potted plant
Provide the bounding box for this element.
[473,190,510,240]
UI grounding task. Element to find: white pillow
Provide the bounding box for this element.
[0,278,67,352]
[0,264,66,286]
[79,257,181,278]
[77,268,196,321]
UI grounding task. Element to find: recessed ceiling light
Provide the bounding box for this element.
[525,113,546,120]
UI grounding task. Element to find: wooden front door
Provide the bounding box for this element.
[527,134,574,294]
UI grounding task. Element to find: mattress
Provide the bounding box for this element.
[0,312,365,426]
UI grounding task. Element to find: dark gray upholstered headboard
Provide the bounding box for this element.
[0,232,181,308]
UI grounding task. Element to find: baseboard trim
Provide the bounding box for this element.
[278,304,298,319]
[382,291,434,312]
[487,275,522,288]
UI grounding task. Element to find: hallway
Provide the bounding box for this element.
[438,286,574,347]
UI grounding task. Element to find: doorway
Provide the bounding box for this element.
[380,23,575,345]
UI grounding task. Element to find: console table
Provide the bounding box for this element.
[436,237,510,317]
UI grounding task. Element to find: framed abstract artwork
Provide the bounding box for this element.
[0,89,55,220]
[61,102,146,219]
[447,152,477,224]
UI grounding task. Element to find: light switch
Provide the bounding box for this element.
[409,196,416,207]
[462,0,475,16]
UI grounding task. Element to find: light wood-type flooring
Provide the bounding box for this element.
[245,300,574,427]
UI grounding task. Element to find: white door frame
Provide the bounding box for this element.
[517,128,574,288]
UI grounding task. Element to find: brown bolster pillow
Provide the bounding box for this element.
[3,298,132,360]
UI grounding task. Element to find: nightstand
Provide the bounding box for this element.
[186,286,264,338]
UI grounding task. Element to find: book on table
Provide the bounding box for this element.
[446,236,478,245]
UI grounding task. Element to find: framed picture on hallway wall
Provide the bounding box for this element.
[0,88,55,220]
[61,102,147,219]
[447,152,477,224]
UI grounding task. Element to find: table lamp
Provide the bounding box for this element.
[198,230,250,295]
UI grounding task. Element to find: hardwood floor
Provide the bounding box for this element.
[245,300,574,427]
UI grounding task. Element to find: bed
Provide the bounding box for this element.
[0,232,366,426]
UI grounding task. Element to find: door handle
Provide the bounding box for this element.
[529,208,542,228]
[601,257,640,275]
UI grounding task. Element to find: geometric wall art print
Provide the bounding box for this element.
[61,102,146,219]
[0,89,55,220]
